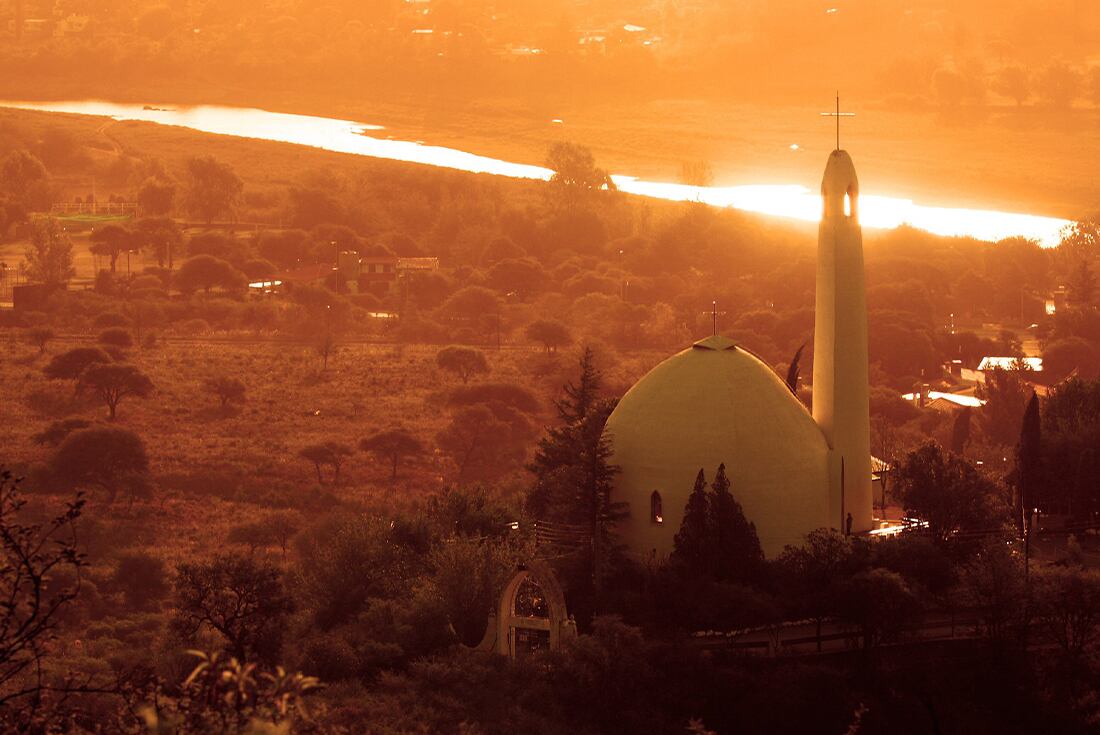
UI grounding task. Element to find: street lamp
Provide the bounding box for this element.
[332,241,339,293]
[618,249,625,300]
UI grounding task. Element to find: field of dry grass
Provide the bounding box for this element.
[1,332,665,568]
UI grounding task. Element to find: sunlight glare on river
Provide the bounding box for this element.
[2,100,1071,247]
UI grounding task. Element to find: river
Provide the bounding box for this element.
[0,100,1072,247]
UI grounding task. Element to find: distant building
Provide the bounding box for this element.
[396,257,440,275]
[54,14,90,37]
[902,384,985,411]
[268,254,439,297]
[359,256,397,284]
[357,255,439,294]
[977,356,1043,373]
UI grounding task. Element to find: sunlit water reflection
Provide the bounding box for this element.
[2,100,1071,247]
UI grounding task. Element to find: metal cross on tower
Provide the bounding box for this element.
[820,93,855,151]
[708,300,727,336]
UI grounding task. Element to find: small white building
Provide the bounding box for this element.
[977,356,1043,373]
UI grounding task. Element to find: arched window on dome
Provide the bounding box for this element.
[650,491,663,525]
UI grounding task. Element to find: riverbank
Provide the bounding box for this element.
[2,76,1097,222]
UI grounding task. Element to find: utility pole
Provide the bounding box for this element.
[331,240,339,294]
[840,457,846,533]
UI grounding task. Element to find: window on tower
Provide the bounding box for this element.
[650,491,663,524]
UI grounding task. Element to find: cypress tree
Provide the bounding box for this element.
[672,469,711,577]
[950,407,972,455]
[1016,391,1042,532]
[710,463,765,585]
[785,343,805,394]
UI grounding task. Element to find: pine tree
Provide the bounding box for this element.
[557,346,600,425]
[709,463,765,585]
[528,347,604,519]
[526,348,623,619]
[671,469,711,577]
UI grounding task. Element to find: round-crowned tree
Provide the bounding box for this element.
[435,345,489,384]
[525,319,572,353]
[1044,337,1099,381]
[89,224,134,274]
[176,255,246,295]
[298,442,353,485]
[43,347,112,381]
[359,428,426,479]
[50,426,151,505]
[438,286,500,322]
[77,363,154,419]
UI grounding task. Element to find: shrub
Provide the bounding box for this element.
[113,551,169,610]
[240,258,278,279]
[177,318,211,335]
[93,312,132,329]
[204,375,246,409]
[25,326,54,354]
[97,327,134,349]
[295,515,424,629]
[130,274,164,291]
[227,512,301,555]
[172,556,294,663]
[25,387,86,417]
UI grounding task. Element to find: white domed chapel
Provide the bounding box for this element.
[604,149,873,558]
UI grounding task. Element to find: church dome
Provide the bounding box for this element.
[604,335,831,558]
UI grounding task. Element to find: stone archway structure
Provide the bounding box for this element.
[476,560,577,658]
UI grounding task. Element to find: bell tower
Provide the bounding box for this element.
[812,149,873,534]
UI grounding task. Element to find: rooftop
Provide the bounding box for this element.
[978,356,1043,372]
